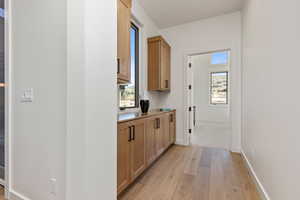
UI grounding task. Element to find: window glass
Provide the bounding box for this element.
[120,24,139,108]
[211,51,228,65]
[210,72,228,104]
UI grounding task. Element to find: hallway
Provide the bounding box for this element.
[119,145,260,200]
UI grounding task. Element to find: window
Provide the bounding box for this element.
[119,23,139,109]
[210,72,228,105]
[211,51,228,65]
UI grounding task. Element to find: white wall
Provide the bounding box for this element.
[242,0,300,199]
[66,0,117,200]
[192,54,230,125]
[10,0,67,199]
[10,0,117,200]
[160,12,242,150]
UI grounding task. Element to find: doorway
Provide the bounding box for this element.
[186,50,232,149]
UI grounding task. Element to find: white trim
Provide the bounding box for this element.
[241,150,271,200]
[5,0,12,198]
[183,49,240,151]
[9,190,31,200]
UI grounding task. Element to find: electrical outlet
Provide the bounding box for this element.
[50,178,57,196]
[21,88,34,103]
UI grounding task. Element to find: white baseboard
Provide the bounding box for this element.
[241,150,271,200]
[9,190,31,200]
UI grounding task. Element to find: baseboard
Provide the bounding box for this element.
[9,190,31,200]
[241,150,271,200]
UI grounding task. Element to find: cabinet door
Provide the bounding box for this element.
[148,41,160,90]
[117,123,131,194]
[131,119,147,180]
[160,41,171,90]
[169,112,176,144]
[117,0,131,83]
[162,113,170,148]
[155,117,165,156]
[146,117,157,165]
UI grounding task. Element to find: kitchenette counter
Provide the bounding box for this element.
[118,109,176,123]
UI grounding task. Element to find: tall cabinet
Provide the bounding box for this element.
[117,0,132,83]
[148,36,171,91]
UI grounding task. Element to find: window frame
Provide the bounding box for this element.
[209,71,229,105]
[119,22,140,110]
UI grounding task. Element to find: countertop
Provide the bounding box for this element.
[118,109,176,123]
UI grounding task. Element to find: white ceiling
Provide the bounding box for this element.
[139,0,244,29]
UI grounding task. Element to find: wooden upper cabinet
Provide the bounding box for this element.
[148,36,171,91]
[117,122,131,194]
[130,119,147,180]
[117,0,132,83]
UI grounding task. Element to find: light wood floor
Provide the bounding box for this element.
[119,145,261,200]
[0,186,4,200]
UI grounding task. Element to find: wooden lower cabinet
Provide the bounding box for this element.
[155,116,165,156]
[118,111,176,195]
[117,119,146,195]
[117,122,131,194]
[130,119,147,180]
[169,111,176,144]
[162,114,171,148]
[146,117,158,165]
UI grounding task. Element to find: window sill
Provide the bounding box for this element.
[118,107,140,114]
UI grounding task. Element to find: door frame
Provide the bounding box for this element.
[183,48,242,152]
[4,0,12,198]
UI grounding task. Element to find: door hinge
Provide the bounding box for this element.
[188,85,192,90]
[188,107,192,112]
[189,63,192,68]
[189,129,192,134]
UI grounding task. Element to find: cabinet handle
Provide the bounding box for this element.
[193,106,196,127]
[132,126,135,141]
[170,114,173,122]
[128,126,132,142]
[155,118,159,129]
[117,58,120,74]
[165,80,169,88]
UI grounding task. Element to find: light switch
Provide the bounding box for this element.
[21,88,34,103]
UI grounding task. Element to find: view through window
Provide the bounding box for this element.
[210,72,228,105]
[119,23,139,108]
